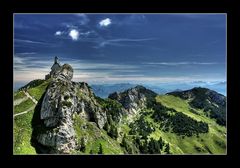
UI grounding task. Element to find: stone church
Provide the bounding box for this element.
[45,56,61,80]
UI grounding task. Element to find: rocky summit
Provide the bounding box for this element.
[31,63,107,154]
[31,63,76,153]
[108,85,157,115]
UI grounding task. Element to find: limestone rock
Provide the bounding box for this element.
[32,78,77,153]
[31,63,78,154]
[75,82,107,129]
[56,64,73,81]
[108,85,157,115]
[31,63,107,154]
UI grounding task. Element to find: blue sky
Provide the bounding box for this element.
[14,13,226,86]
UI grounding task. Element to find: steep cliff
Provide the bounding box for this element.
[30,64,107,154]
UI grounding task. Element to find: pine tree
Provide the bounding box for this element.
[135,136,141,148]
[121,134,127,147]
[109,125,118,139]
[164,143,170,154]
[139,137,147,154]
[158,137,163,150]
[98,143,103,154]
[89,149,94,154]
[148,138,155,154]
[80,137,86,152]
[154,139,160,153]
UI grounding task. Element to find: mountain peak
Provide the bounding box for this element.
[167,87,226,126]
[56,63,73,81]
[31,61,107,154]
[109,85,157,115]
[135,85,146,90]
[45,57,73,81]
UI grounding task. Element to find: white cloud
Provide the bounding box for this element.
[99,18,111,27]
[15,52,36,55]
[97,38,156,48]
[75,13,85,17]
[79,31,93,37]
[14,38,56,48]
[54,29,96,42]
[69,29,79,41]
[116,14,147,26]
[15,39,49,45]
[144,62,219,66]
[14,56,26,64]
[108,38,155,42]
[74,13,90,25]
[55,31,63,36]
[14,56,51,82]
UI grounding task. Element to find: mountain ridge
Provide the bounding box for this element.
[13,62,226,154]
[167,87,226,126]
[90,81,226,98]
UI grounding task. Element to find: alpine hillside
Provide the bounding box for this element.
[13,61,226,154]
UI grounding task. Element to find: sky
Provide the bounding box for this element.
[14,13,226,87]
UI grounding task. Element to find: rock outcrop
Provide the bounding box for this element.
[31,63,107,154]
[108,85,157,115]
[31,64,77,154]
[75,82,107,128]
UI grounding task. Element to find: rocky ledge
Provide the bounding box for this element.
[31,63,107,154]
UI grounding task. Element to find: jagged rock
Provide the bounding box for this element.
[31,63,108,154]
[108,85,157,115]
[32,64,78,154]
[56,64,73,81]
[75,82,107,128]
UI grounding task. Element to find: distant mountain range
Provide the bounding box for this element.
[90,81,226,98]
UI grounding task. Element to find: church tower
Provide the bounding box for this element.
[54,56,59,64]
[45,56,61,80]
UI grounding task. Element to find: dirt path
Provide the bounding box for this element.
[23,91,38,104]
[14,97,28,106]
[14,106,35,117]
[14,91,38,117]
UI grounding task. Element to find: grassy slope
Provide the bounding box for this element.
[14,91,25,100]
[14,80,50,154]
[73,114,124,154]
[27,80,50,101]
[14,110,36,154]
[14,99,35,114]
[13,80,226,155]
[150,95,226,154]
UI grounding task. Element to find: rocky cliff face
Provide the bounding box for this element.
[75,82,107,128]
[31,64,107,154]
[108,85,157,115]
